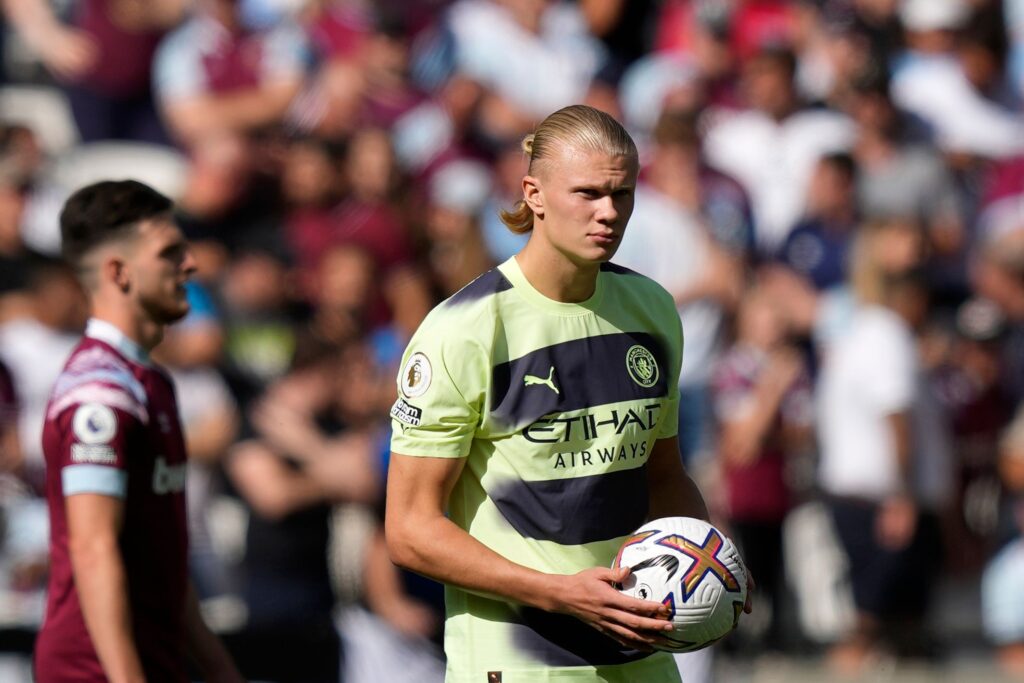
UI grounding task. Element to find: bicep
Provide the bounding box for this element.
[66,493,124,548]
[646,436,685,481]
[386,452,466,523]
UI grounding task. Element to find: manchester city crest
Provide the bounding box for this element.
[625,345,659,388]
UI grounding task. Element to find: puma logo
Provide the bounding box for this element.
[524,366,559,394]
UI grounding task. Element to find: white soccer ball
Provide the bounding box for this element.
[614,516,747,652]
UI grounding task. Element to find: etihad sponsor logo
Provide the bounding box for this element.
[71,443,117,465]
[552,440,648,469]
[522,403,663,443]
[390,397,422,426]
[152,457,186,495]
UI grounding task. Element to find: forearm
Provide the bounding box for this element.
[184,583,241,682]
[387,509,559,611]
[2,0,60,50]
[69,538,145,683]
[648,466,709,521]
[646,437,709,521]
[166,82,301,142]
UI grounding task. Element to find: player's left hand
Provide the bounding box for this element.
[743,567,755,614]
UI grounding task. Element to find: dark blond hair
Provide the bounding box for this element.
[499,105,637,234]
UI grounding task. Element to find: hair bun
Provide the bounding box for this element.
[522,134,535,157]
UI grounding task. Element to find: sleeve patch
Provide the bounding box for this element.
[390,397,423,426]
[72,403,118,444]
[400,353,432,398]
[62,465,128,498]
[71,444,118,465]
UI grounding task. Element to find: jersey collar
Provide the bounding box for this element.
[85,318,152,367]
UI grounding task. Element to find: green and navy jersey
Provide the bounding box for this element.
[390,256,684,683]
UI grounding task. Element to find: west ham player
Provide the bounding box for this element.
[34,181,242,683]
[386,105,752,682]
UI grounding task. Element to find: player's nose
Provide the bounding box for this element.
[594,195,618,224]
[181,248,198,277]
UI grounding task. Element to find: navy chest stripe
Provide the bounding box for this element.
[510,608,654,667]
[490,465,648,545]
[444,268,513,307]
[490,332,669,428]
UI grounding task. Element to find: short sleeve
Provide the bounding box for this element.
[52,398,140,499]
[656,292,683,440]
[152,24,206,102]
[389,316,484,458]
[261,22,311,83]
[859,313,915,413]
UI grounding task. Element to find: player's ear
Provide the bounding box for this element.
[523,175,544,219]
[99,252,131,293]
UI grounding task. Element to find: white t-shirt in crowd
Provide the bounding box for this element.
[615,184,723,386]
[0,318,79,469]
[703,107,855,251]
[817,305,916,501]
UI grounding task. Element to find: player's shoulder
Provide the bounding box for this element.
[601,261,676,310]
[421,267,512,334]
[46,339,149,424]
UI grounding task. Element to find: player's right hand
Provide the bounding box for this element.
[547,566,674,651]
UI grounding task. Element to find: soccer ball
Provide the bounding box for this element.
[613,516,747,652]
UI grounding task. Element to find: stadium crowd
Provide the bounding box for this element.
[0,0,1022,680]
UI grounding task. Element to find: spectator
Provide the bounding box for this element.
[2,0,185,144]
[152,0,309,147]
[226,340,380,683]
[818,224,950,672]
[712,286,814,651]
[982,406,1024,677]
[0,257,86,491]
[891,0,1024,159]
[776,152,859,292]
[847,71,965,264]
[615,112,744,464]
[704,46,856,251]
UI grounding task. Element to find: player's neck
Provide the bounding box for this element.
[88,302,164,353]
[515,242,599,304]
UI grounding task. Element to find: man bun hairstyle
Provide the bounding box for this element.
[499,104,637,234]
[60,179,173,268]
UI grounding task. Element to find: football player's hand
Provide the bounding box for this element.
[743,568,755,614]
[549,566,674,651]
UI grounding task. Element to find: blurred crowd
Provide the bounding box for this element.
[0,0,1022,681]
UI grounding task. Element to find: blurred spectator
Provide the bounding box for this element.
[152,285,240,599]
[847,71,965,266]
[226,340,380,683]
[0,358,17,476]
[0,257,86,491]
[0,127,40,317]
[775,152,859,291]
[423,158,494,296]
[648,110,756,259]
[891,0,1024,158]
[616,114,744,463]
[712,286,814,651]
[219,246,302,413]
[704,46,856,251]
[422,0,606,142]
[818,223,952,672]
[982,406,1024,677]
[2,0,185,144]
[152,0,309,147]
[299,6,428,138]
[479,140,531,262]
[933,298,1016,567]
[174,131,283,282]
